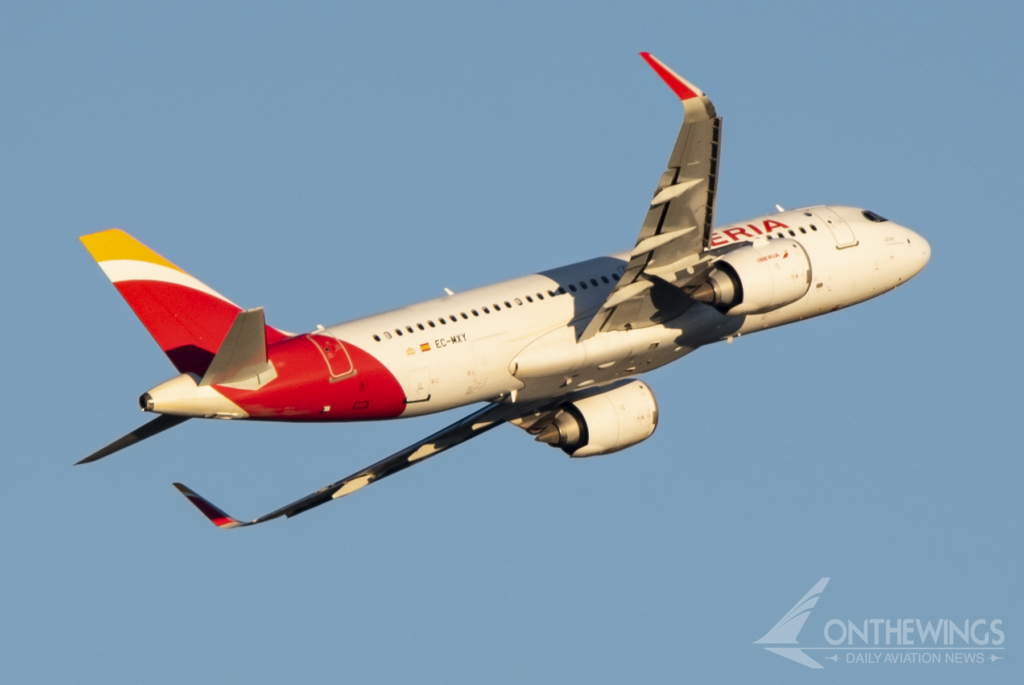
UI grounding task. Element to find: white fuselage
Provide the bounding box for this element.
[326,206,930,416]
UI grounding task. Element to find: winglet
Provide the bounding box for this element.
[173,483,248,529]
[639,52,704,100]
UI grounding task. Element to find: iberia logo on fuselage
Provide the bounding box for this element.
[711,220,788,247]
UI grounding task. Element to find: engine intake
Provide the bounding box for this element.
[692,239,811,315]
[535,379,658,457]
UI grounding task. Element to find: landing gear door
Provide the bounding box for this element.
[813,207,858,249]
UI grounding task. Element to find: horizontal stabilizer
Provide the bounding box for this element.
[77,414,190,465]
[199,308,271,386]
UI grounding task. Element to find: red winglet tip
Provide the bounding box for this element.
[173,483,244,529]
[639,52,700,101]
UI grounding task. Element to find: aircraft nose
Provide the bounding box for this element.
[903,226,931,278]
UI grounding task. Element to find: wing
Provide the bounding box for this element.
[580,53,722,341]
[173,402,520,528]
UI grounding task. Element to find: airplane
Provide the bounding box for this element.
[78,53,931,528]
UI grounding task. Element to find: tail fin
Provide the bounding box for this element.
[81,229,288,376]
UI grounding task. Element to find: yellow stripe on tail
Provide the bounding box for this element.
[80,229,183,272]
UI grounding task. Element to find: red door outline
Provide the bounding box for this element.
[307,333,357,381]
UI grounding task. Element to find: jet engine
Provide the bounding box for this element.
[691,238,811,315]
[535,379,658,457]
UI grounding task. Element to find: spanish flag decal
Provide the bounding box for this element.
[420,343,431,352]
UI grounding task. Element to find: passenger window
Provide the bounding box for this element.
[373,334,381,342]
[460,312,469,319]
[579,282,588,290]
[395,329,403,336]
[504,301,512,308]
[799,227,806,234]
[611,274,620,281]
[590,279,598,287]
[438,317,447,325]
[601,276,609,284]
[472,309,480,316]
[537,293,545,300]
[788,230,795,236]
[416,323,425,331]
[428,320,436,328]
[406,326,414,333]
[383,331,392,339]
[494,304,501,311]
[449,315,457,322]
[483,307,490,314]
[525,296,533,303]
[810,224,818,231]
[568,284,577,292]
[515,298,523,305]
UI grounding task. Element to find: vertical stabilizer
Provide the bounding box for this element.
[81,229,287,375]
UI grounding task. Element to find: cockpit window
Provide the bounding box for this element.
[862,210,888,223]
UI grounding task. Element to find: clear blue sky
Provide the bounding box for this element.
[1,2,1020,683]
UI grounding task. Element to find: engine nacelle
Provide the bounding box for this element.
[692,239,811,315]
[535,379,658,457]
